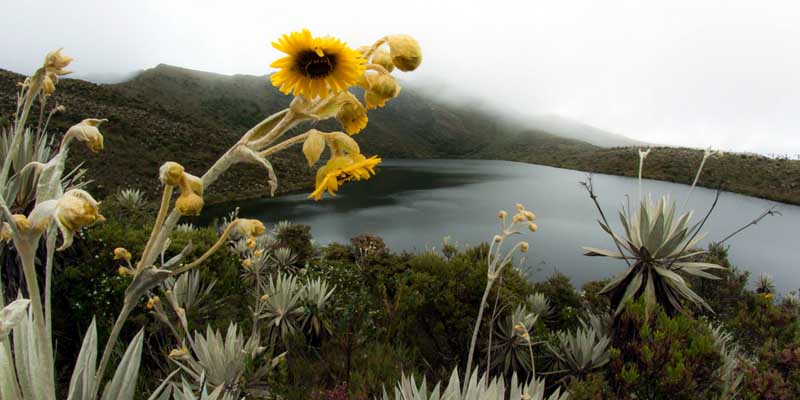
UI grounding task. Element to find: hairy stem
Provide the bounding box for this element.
[138,185,174,271]
[464,281,493,391]
[93,301,134,398]
[172,221,236,275]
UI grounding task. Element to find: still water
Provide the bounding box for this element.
[203,159,800,293]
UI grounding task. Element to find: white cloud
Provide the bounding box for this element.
[2,0,799,155]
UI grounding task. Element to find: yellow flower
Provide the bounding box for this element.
[113,247,132,261]
[309,154,381,200]
[246,237,256,249]
[270,29,365,100]
[520,242,529,253]
[43,48,73,76]
[260,294,270,302]
[254,249,264,257]
[64,119,106,153]
[528,223,539,232]
[117,267,129,276]
[336,95,369,135]
[55,189,105,250]
[364,73,401,109]
[386,35,422,72]
[241,258,253,269]
[498,210,508,220]
[524,211,536,221]
[168,346,190,360]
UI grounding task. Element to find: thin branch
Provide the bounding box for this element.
[580,175,631,267]
[717,205,782,245]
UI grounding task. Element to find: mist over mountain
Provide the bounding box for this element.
[1,65,797,204]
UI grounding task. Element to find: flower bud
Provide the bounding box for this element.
[364,74,401,109]
[254,249,264,257]
[498,210,507,219]
[246,237,256,249]
[159,162,185,186]
[168,346,190,360]
[493,235,502,243]
[146,296,160,310]
[386,35,422,72]
[528,223,538,232]
[42,74,56,96]
[336,96,369,135]
[175,191,204,216]
[55,190,105,239]
[370,49,395,72]
[520,242,529,253]
[12,214,30,231]
[234,219,266,237]
[260,294,270,302]
[524,210,536,221]
[113,247,132,261]
[117,267,129,276]
[241,258,253,269]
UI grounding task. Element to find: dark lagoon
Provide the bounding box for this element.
[203,159,800,293]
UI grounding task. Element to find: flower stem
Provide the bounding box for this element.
[464,281,493,391]
[137,185,174,271]
[93,301,134,398]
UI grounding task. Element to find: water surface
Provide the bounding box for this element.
[203,159,799,293]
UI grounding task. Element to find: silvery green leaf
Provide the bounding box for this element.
[615,271,643,315]
[100,329,144,400]
[67,318,97,400]
[582,247,625,259]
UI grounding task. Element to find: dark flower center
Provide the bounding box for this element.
[296,50,337,79]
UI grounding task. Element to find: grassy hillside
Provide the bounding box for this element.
[1,65,798,205]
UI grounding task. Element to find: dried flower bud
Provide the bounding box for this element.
[516,203,525,212]
[370,49,395,72]
[168,346,190,360]
[117,267,128,276]
[260,294,270,302]
[493,235,502,243]
[524,210,536,221]
[519,242,529,253]
[113,247,132,261]
[498,210,507,219]
[159,162,185,186]
[336,96,369,135]
[386,35,422,72]
[55,189,105,250]
[528,223,538,232]
[513,322,526,334]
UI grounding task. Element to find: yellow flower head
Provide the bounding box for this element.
[336,95,369,135]
[160,163,205,215]
[184,173,204,196]
[234,219,266,238]
[513,322,527,335]
[55,189,105,250]
[364,73,401,109]
[64,119,106,153]
[498,210,508,220]
[386,35,422,72]
[270,29,365,100]
[254,249,264,257]
[43,48,73,76]
[260,294,270,302]
[524,211,536,221]
[309,154,381,200]
[113,247,132,261]
[241,258,253,269]
[117,266,129,276]
[520,242,530,253]
[528,222,538,232]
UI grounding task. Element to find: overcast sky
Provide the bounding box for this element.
[3,0,799,155]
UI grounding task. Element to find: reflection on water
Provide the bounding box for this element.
[201,159,800,293]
